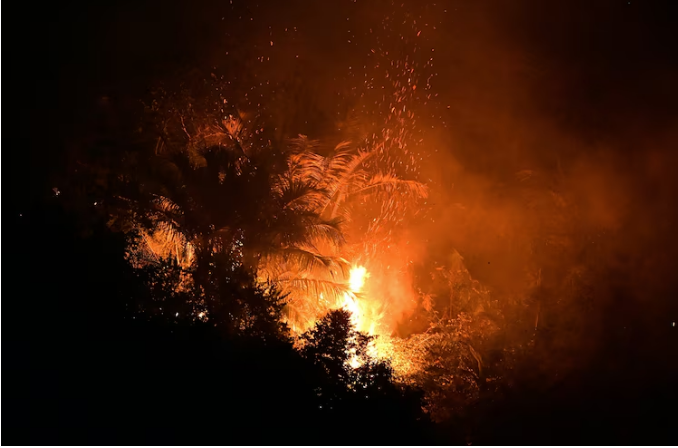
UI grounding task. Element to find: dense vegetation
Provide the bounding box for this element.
[5,0,678,443]
[5,84,675,445]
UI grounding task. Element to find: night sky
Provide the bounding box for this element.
[13,0,678,195]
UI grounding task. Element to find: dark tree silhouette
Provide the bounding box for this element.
[299,309,433,444]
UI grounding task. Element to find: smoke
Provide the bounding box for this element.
[405,0,678,382]
[82,0,677,383]
[215,1,678,375]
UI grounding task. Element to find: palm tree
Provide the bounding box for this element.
[257,135,428,330]
[123,98,428,334]
[284,136,428,223]
[123,115,349,327]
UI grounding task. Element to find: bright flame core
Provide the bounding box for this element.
[343,265,389,368]
[342,266,370,332]
[349,266,367,292]
[336,264,420,377]
[343,266,368,368]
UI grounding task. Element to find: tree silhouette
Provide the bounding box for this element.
[114,110,348,328]
[114,85,428,333]
[298,309,430,444]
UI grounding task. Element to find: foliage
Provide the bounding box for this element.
[108,80,428,333]
[298,310,429,442]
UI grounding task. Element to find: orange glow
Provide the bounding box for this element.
[343,265,369,332]
[336,264,419,375]
[343,265,374,368]
[348,266,367,293]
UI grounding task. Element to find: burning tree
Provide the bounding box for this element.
[119,114,346,327]
[96,50,535,422]
[116,80,429,337]
[260,135,428,331]
[84,77,525,426]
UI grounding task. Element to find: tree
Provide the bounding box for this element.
[260,136,428,330]
[115,109,349,329]
[298,310,430,444]
[116,85,428,334]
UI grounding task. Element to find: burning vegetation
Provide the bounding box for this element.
[10,0,678,444]
[46,1,674,433]
[97,10,553,419]
[110,64,518,420]
[124,104,431,367]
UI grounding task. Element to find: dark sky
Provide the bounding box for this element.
[14,0,677,189]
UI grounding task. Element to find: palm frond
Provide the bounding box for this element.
[268,246,349,277]
[301,218,345,248]
[132,220,195,269]
[320,150,374,218]
[152,195,183,216]
[275,276,350,303]
[323,150,372,191]
[222,115,245,141]
[273,178,329,212]
[287,134,321,155]
[352,174,429,198]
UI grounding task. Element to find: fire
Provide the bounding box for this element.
[343,266,368,328]
[343,265,381,336]
[341,266,372,368]
[348,266,367,292]
[342,266,365,368]
[342,264,416,372]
